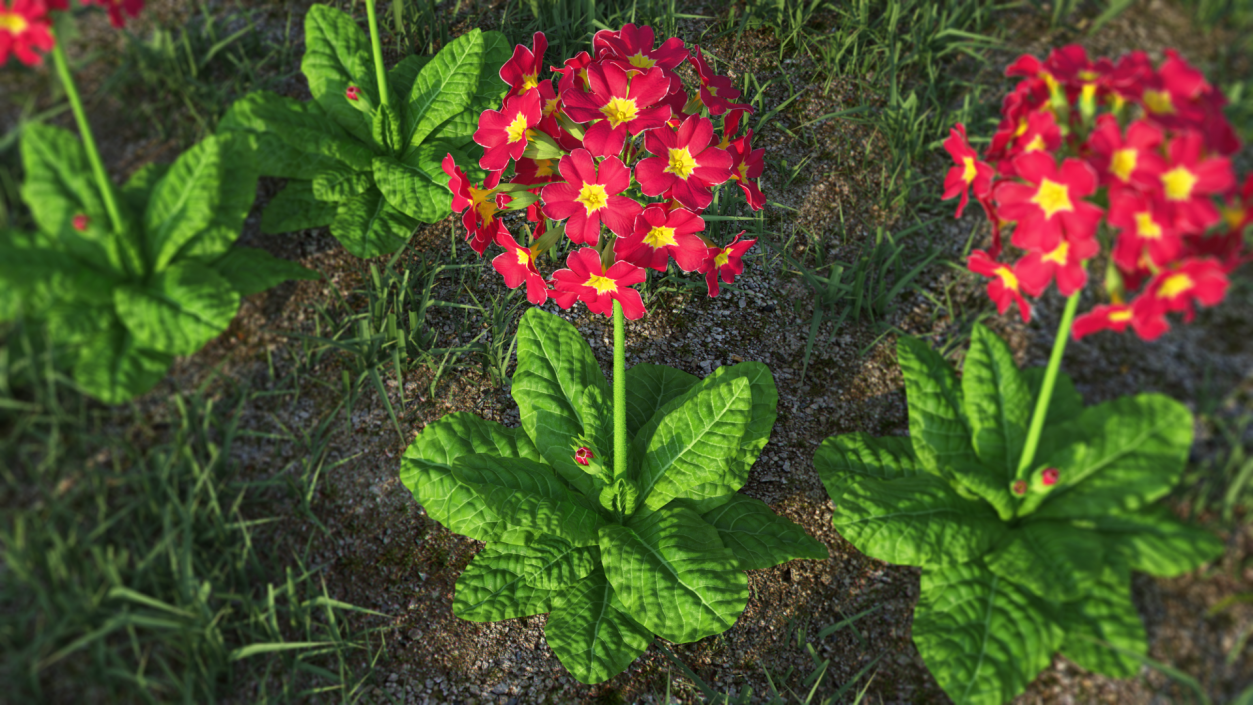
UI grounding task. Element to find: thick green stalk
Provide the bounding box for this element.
[1016,292,1082,475]
[49,33,123,234]
[613,299,627,480]
[365,0,390,108]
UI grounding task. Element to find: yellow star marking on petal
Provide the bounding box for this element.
[600,97,640,128]
[1135,211,1162,239]
[1162,166,1198,201]
[736,162,750,181]
[1159,273,1193,298]
[1109,309,1133,322]
[1014,119,1030,137]
[534,159,555,177]
[1142,89,1174,115]
[627,52,656,69]
[1042,241,1070,265]
[664,148,698,179]
[521,73,540,91]
[643,225,677,249]
[0,11,29,34]
[707,84,719,97]
[516,248,531,266]
[1024,134,1047,152]
[543,96,560,117]
[714,250,730,268]
[1222,205,1246,230]
[506,113,530,143]
[469,186,497,223]
[576,183,609,213]
[962,156,977,184]
[1110,148,1138,182]
[1030,179,1074,219]
[585,274,618,294]
[996,266,1020,291]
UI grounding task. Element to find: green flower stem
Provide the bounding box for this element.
[1016,292,1082,475]
[49,32,123,234]
[613,299,627,480]
[365,0,390,108]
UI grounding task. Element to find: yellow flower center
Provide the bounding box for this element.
[643,225,677,249]
[1135,211,1162,239]
[707,84,719,97]
[534,159,555,177]
[1158,273,1193,298]
[1109,309,1133,322]
[579,67,590,87]
[962,156,977,184]
[1031,178,1074,219]
[543,96,560,117]
[736,162,750,180]
[506,113,531,144]
[600,97,640,128]
[1024,134,1047,152]
[714,251,730,268]
[1110,148,1137,182]
[475,199,499,223]
[1080,83,1097,104]
[1014,119,1030,137]
[576,183,609,213]
[585,274,618,294]
[1222,205,1246,230]
[1042,241,1069,265]
[521,73,540,91]
[664,148,698,179]
[627,52,656,69]
[516,248,531,266]
[0,11,29,34]
[1162,166,1197,201]
[997,266,1019,291]
[1142,89,1174,115]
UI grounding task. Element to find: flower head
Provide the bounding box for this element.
[688,45,753,116]
[551,247,647,319]
[614,204,707,272]
[84,0,144,28]
[575,446,595,466]
[1109,190,1179,270]
[635,115,733,211]
[968,249,1031,322]
[345,85,361,101]
[942,123,993,219]
[1015,232,1100,297]
[0,0,53,67]
[442,153,508,255]
[474,90,542,171]
[593,23,687,90]
[540,149,642,246]
[700,231,756,297]
[1086,116,1164,191]
[1156,131,1234,233]
[727,128,765,211]
[72,213,89,232]
[994,152,1103,252]
[1041,468,1059,486]
[492,228,550,305]
[560,62,672,157]
[501,31,548,98]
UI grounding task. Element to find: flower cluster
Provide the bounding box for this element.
[945,45,1248,340]
[0,0,144,67]
[442,26,764,320]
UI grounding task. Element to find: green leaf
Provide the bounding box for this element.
[144,136,221,271]
[260,180,338,234]
[623,363,699,439]
[545,568,654,685]
[47,302,110,344]
[74,319,173,404]
[312,163,374,202]
[302,5,375,145]
[372,103,403,156]
[399,412,543,543]
[114,261,240,356]
[1034,394,1193,520]
[173,132,259,262]
[984,519,1104,601]
[1021,367,1084,431]
[578,382,613,468]
[452,545,555,622]
[897,336,976,474]
[600,505,748,643]
[833,473,1004,567]
[913,561,1064,705]
[1090,505,1224,577]
[372,145,453,223]
[701,494,828,570]
[813,432,921,507]
[963,324,1031,476]
[330,186,417,258]
[402,29,484,152]
[120,162,170,218]
[638,377,753,511]
[451,454,606,547]
[489,537,599,590]
[387,54,431,99]
[210,247,320,297]
[19,123,117,267]
[512,307,609,497]
[424,30,511,145]
[220,91,374,174]
[1058,557,1145,679]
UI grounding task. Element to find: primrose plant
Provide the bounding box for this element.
[0,1,317,403]
[400,27,824,685]
[221,1,510,258]
[816,45,1242,705]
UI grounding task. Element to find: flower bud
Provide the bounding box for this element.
[72,214,89,232]
[345,85,360,101]
[1011,479,1028,497]
[575,446,594,466]
[1041,467,1059,486]
[345,85,373,112]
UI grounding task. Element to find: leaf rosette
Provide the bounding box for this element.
[220,5,510,258]
[399,308,827,684]
[0,124,318,403]
[814,323,1223,705]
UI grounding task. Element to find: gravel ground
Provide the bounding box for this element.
[2,0,1251,703]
